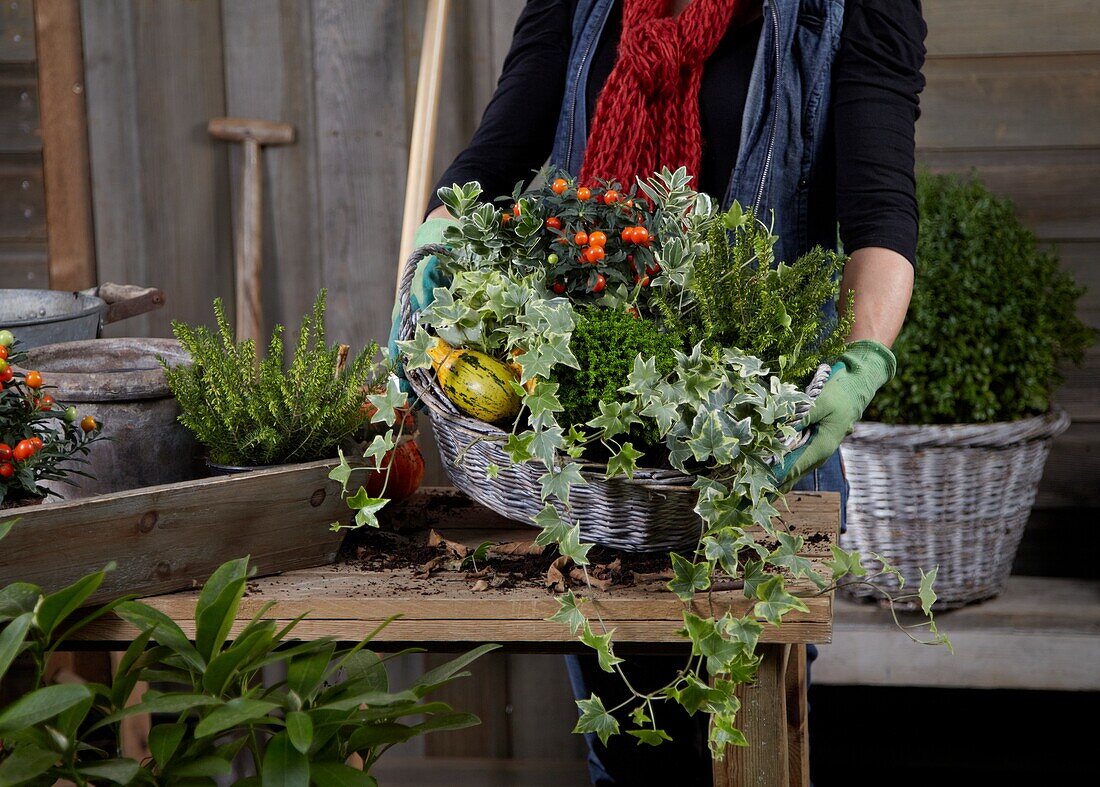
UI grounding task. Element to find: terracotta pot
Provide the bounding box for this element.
[365,437,424,503]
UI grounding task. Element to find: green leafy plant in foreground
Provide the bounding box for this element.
[164,291,378,467]
[0,519,495,785]
[869,171,1094,424]
[354,169,952,756]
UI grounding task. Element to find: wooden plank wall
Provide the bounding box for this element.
[0,0,48,289]
[915,0,1100,510]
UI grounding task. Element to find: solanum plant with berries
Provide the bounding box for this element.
[0,330,102,507]
[345,169,949,756]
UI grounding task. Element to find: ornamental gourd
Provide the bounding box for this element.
[428,339,521,423]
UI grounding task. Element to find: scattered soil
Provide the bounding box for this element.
[338,525,679,593]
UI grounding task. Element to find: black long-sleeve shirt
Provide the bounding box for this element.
[429,0,927,265]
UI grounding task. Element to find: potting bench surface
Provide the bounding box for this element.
[69,487,839,787]
[72,488,838,649]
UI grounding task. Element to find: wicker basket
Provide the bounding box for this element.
[840,409,1070,608]
[398,245,829,552]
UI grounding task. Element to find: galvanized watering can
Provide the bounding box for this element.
[0,283,165,350]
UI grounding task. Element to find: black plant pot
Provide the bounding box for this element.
[205,459,281,477]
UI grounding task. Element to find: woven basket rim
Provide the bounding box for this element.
[849,407,1070,448]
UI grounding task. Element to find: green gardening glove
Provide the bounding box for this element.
[387,217,458,370]
[774,340,897,488]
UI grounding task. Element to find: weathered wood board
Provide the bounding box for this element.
[0,459,349,605]
[72,488,839,648]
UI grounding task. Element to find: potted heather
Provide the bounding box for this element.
[842,171,1095,607]
[0,329,102,508]
[165,292,370,470]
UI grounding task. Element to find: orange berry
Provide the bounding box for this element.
[577,186,591,201]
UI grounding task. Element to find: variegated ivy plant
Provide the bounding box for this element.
[332,169,950,756]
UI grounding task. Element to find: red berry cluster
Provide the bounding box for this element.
[530,174,662,299]
[0,331,99,501]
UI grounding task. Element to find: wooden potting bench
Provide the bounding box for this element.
[70,488,839,787]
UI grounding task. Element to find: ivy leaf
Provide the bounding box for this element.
[530,425,565,468]
[396,327,437,371]
[547,591,587,635]
[918,566,939,616]
[667,553,710,601]
[365,376,408,425]
[532,504,572,547]
[824,545,867,581]
[538,462,587,505]
[741,559,768,599]
[680,613,743,676]
[753,576,809,626]
[580,623,624,673]
[363,433,396,470]
[702,528,742,577]
[688,410,733,463]
[630,705,650,726]
[722,615,763,656]
[605,443,644,480]
[668,674,729,715]
[557,525,593,566]
[640,398,680,436]
[872,552,906,589]
[485,463,500,479]
[525,380,563,430]
[709,713,749,755]
[621,354,661,397]
[574,695,619,746]
[328,449,353,490]
[349,494,389,529]
[503,431,535,464]
[766,533,828,589]
[628,728,673,746]
[586,401,638,441]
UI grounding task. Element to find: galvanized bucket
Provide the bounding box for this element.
[19,338,204,499]
[0,284,165,350]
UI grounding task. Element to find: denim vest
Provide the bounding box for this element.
[548,0,846,265]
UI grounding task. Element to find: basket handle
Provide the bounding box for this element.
[396,243,460,417]
[783,363,832,453]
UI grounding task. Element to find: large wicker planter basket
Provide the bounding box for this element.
[398,245,828,553]
[839,409,1070,609]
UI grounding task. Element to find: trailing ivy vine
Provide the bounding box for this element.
[333,169,950,755]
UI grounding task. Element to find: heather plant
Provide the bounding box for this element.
[655,203,852,385]
[164,291,378,466]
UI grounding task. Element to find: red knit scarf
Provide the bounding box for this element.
[580,0,750,190]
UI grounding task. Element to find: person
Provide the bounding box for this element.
[391,0,926,783]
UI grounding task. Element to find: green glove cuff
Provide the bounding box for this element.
[838,339,897,414]
[413,216,458,249]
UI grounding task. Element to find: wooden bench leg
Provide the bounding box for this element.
[785,645,810,787]
[713,643,791,786]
